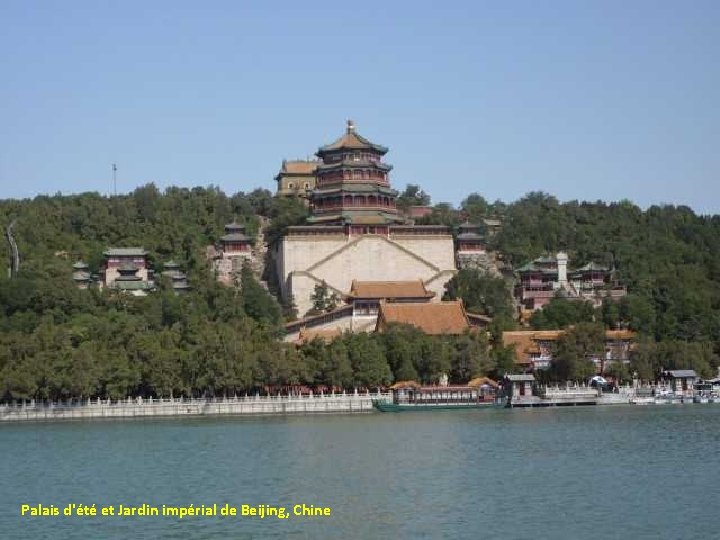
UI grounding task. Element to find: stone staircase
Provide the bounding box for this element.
[252,216,270,290]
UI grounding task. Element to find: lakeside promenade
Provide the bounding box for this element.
[2,384,715,422]
[0,392,385,422]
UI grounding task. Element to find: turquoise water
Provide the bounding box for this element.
[1,406,719,539]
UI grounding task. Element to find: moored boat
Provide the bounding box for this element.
[372,378,498,412]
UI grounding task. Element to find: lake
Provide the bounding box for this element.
[1,405,718,539]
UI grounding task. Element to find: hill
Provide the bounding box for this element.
[1,186,718,399]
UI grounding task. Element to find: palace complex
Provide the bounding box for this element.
[515,252,626,319]
[275,159,319,202]
[273,121,458,318]
[100,248,155,296]
[502,329,636,374]
[210,222,254,285]
[72,248,189,295]
[288,287,490,344]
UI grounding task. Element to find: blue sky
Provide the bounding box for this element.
[1,0,718,213]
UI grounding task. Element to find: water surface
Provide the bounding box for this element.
[1,406,718,539]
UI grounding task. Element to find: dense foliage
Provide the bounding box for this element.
[1,185,719,398]
[492,192,720,344]
[299,325,493,389]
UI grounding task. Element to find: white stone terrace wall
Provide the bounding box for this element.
[0,393,388,422]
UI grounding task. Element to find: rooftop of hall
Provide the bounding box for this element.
[516,257,611,274]
[312,184,396,194]
[221,222,251,242]
[306,211,405,226]
[515,255,562,273]
[316,160,392,171]
[348,279,435,300]
[316,120,388,156]
[103,247,147,257]
[376,300,472,335]
[224,222,246,232]
[572,261,610,273]
[456,223,484,240]
[277,159,320,176]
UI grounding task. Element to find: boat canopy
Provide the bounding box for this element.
[389,380,421,390]
[468,377,498,388]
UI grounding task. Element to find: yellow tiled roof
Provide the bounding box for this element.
[349,280,434,299]
[377,300,470,335]
[281,160,318,175]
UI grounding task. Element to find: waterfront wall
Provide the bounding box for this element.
[0,393,388,423]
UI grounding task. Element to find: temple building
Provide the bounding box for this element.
[284,280,438,341]
[455,223,488,270]
[212,222,254,285]
[349,279,435,316]
[307,120,405,229]
[482,218,502,237]
[72,261,92,289]
[273,121,457,316]
[100,248,154,295]
[502,329,636,374]
[284,280,491,343]
[515,252,626,318]
[275,159,319,201]
[107,263,156,296]
[161,261,191,294]
[375,299,477,335]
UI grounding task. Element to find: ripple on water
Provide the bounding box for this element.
[1,406,719,539]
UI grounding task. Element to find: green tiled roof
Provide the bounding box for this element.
[221,233,251,242]
[317,124,388,155]
[317,161,392,172]
[313,184,397,195]
[573,262,609,272]
[104,248,147,257]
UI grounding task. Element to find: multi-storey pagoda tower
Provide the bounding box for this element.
[308,120,404,233]
[276,121,457,317]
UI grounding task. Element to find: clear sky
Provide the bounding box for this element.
[1,0,718,213]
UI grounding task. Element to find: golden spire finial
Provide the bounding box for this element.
[346,119,355,133]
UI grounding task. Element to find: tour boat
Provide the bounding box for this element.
[372,379,498,412]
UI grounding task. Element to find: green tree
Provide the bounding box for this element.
[240,263,281,326]
[308,281,339,316]
[444,269,514,318]
[551,323,605,381]
[451,332,491,382]
[530,298,596,330]
[460,193,489,223]
[345,333,392,388]
[396,184,431,211]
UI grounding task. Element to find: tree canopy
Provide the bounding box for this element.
[1,184,719,398]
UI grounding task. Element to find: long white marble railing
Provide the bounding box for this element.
[0,392,390,422]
